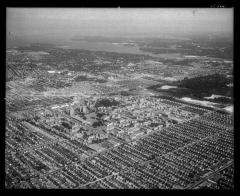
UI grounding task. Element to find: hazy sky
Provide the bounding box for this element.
[7,8,233,39]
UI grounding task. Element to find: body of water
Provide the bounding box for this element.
[8,37,182,58]
[57,40,159,56]
[56,40,183,58]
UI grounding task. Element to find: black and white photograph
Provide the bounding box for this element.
[5,7,234,189]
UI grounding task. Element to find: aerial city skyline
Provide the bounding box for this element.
[6,8,233,189]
